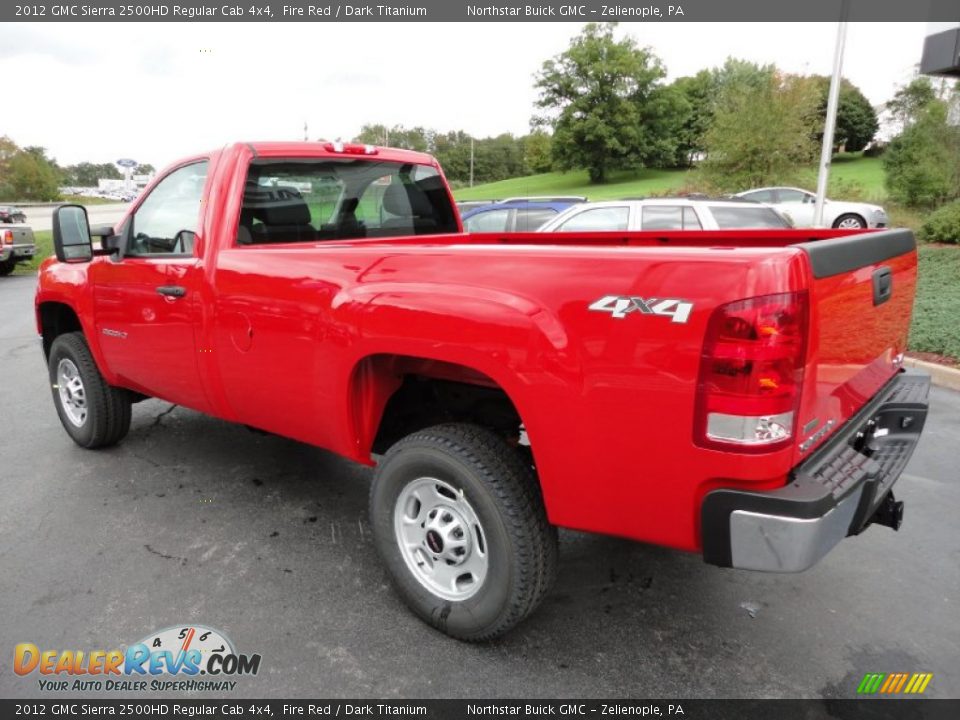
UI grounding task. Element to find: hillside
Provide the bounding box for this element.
[453,154,886,203]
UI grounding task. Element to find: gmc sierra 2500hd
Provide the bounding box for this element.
[36,142,930,640]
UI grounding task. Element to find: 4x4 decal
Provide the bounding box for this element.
[588,295,694,323]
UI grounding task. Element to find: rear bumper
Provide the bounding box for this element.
[702,369,930,572]
[12,243,36,260]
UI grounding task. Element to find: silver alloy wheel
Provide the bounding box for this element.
[57,358,88,427]
[837,216,865,229]
[393,477,488,601]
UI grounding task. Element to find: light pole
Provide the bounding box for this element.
[813,2,850,227]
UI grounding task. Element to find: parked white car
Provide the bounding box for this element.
[538,197,792,232]
[733,187,888,229]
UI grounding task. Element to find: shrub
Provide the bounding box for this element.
[918,200,960,244]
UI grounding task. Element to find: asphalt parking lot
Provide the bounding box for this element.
[1,273,957,699]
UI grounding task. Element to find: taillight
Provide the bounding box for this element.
[694,291,808,452]
[2,230,12,245]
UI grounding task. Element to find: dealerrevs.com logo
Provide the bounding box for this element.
[14,625,261,692]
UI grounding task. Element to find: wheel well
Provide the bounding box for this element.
[356,355,525,456]
[39,302,82,358]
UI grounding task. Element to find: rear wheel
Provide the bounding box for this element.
[370,423,558,641]
[48,332,131,448]
[0,258,15,276]
[833,213,867,229]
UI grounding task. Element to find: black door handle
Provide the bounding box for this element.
[872,267,892,306]
[156,285,187,298]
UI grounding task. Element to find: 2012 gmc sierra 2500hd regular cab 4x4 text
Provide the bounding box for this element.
[36,142,930,640]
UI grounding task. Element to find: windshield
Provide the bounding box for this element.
[238,159,458,244]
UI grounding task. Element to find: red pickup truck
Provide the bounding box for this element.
[37,142,930,640]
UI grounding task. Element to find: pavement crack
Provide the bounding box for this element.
[144,544,188,565]
[152,404,178,427]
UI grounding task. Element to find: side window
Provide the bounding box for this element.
[777,189,809,204]
[128,162,208,256]
[515,208,557,231]
[641,206,683,230]
[743,190,775,203]
[557,206,629,232]
[464,209,512,232]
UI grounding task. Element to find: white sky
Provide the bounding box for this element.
[3,22,931,169]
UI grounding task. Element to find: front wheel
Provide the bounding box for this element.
[48,332,132,448]
[369,423,558,641]
[833,213,867,229]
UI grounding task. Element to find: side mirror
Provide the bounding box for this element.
[52,205,94,263]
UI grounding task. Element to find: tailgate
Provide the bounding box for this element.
[9,226,35,245]
[792,229,917,462]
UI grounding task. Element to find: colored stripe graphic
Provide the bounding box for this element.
[858,672,932,695]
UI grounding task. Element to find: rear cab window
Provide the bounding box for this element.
[238,159,459,244]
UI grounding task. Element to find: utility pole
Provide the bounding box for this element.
[814,2,850,227]
[303,121,308,141]
[469,137,475,188]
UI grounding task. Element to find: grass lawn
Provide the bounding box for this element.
[453,167,689,202]
[455,153,888,203]
[13,230,52,276]
[910,245,960,362]
[825,153,885,201]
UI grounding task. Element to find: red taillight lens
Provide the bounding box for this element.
[694,291,808,452]
[2,230,12,245]
[322,142,378,155]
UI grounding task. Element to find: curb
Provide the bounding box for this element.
[904,357,960,393]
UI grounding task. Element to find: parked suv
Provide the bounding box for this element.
[462,199,580,232]
[539,197,791,232]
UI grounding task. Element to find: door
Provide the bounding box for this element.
[774,188,817,227]
[91,161,212,412]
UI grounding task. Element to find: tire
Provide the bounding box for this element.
[833,213,867,229]
[0,258,14,276]
[370,423,558,641]
[48,332,131,448]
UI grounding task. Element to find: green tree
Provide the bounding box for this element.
[522,130,553,174]
[811,77,879,152]
[667,60,776,169]
[532,23,679,183]
[700,72,821,191]
[883,99,960,207]
[0,136,20,199]
[669,71,713,167]
[62,162,122,186]
[885,77,937,130]
[135,163,155,175]
[7,149,61,200]
[353,124,430,152]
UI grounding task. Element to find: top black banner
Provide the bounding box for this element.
[4,0,960,22]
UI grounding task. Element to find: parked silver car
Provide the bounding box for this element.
[734,187,888,229]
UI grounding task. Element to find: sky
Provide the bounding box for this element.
[2,21,934,170]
